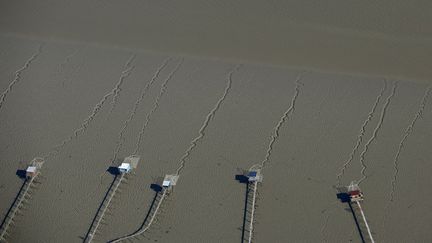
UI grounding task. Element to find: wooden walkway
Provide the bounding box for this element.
[0,175,38,241]
[109,189,167,242]
[84,174,125,243]
[241,180,258,243]
[351,201,375,243]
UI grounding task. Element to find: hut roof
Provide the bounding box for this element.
[119,163,131,170]
[26,166,37,173]
[248,171,258,177]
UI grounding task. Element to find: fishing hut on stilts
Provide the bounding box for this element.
[84,155,140,243]
[240,167,262,243]
[108,174,179,242]
[0,157,44,241]
[345,181,375,243]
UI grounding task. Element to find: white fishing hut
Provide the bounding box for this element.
[118,155,140,174]
[26,157,44,179]
[26,166,37,178]
[162,174,179,188]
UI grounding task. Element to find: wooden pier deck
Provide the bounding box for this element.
[109,188,167,243]
[0,176,38,241]
[83,173,125,243]
[241,180,258,243]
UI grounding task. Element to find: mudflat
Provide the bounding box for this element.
[0,34,431,243]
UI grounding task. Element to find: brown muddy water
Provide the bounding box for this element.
[1,1,432,242]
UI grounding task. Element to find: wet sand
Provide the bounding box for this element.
[0,34,431,243]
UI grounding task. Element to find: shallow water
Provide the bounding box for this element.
[1,1,432,82]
